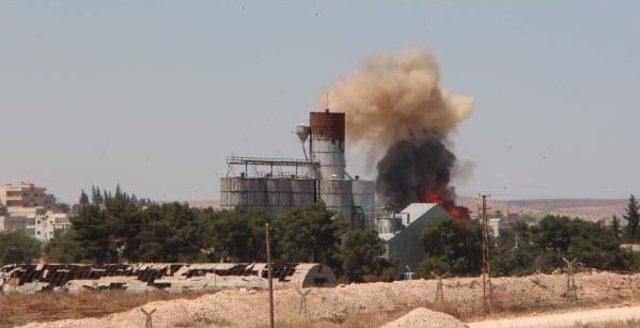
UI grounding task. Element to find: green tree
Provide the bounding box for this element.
[611,215,621,240]
[338,229,387,282]
[493,245,538,276]
[69,204,117,263]
[531,215,628,271]
[199,207,269,262]
[624,195,640,241]
[273,203,347,266]
[129,203,204,262]
[91,186,104,205]
[0,232,42,265]
[418,216,482,276]
[493,221,539,276]
[79,189,89,206]
[44,232,84,263]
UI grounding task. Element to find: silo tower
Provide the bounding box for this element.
[309,109,345,180]
[309,109,352,223]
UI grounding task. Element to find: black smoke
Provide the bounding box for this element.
[375,138,456,211]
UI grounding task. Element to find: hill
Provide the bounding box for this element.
[457,196,627,221]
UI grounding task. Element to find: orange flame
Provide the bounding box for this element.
[420,188,470,220]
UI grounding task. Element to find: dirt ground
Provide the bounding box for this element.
[6,271,640,328]
[469,305,640,328]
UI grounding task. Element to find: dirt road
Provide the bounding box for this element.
[469,305,640,328]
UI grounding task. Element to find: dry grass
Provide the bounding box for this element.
[6,272,640,328]
[0,290,211,327]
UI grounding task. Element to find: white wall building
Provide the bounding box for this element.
[1,211,71,243]
[29,212,72,242]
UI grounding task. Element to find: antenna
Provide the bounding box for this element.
[325,91,330,111]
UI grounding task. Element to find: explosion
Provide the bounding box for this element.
[322,46,473,219]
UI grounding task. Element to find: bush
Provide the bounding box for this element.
[0,232,42,265]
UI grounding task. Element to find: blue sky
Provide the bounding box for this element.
[0,1,638,202]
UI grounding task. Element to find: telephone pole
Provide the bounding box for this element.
[265,223,275,328]
[479,194,492,313]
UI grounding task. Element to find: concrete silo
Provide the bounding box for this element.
[309,110,354,224]
[309,110,346,180]
[220,109,377,227]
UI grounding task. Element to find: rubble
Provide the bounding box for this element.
[0,262,336,294]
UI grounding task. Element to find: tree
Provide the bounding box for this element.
[273,203,347,266]
[69,204,117,263]
[624,195,640,241]
[338,229,388,282]
[199,207,269,262]
[418,216,482,276]
[129,203,203,262]
[44,232,84,263]
[531,215,628,271]
[0,233,42,265]
[493,221,539,276]
[91,186,104,205]
[611,215,621,240]
[493,244,538,276]
[79,189,89,206]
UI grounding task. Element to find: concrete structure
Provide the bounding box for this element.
[0,210,71,242]
[0,262,337,294]
[379,203,452,271]
[220,176,317,218]
[352,178,376,228]
[220,110,375,227]
[0,215,30,234]
[309,110,346,180]
[0,182,54,212]
[30,212,72,242]
[0,182,71,242]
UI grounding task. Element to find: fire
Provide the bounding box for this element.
[420,188,470,220]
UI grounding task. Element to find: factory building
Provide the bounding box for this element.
[379,203,452,271]
[220,110,376,228]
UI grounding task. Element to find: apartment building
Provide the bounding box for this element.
[0,182,71,242]
[0,182,55,212]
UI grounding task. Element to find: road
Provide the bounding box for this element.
[469,305,640,328]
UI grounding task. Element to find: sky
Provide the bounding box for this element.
[0,1,638,203]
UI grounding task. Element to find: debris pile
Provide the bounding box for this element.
[0,262,336,294]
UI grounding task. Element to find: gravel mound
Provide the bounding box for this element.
[380,308,468,328]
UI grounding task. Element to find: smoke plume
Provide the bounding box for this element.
[323,47,474,212]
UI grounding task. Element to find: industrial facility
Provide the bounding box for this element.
[220,109,376,228]
[219,109,462,269]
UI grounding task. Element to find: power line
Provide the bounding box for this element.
[479,193,492,313]
[265,223,275,328]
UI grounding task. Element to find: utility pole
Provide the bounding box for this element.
[563,257,578,299]
[265,223,275,328]
[479,194,492,313]
[431,271,449,303]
